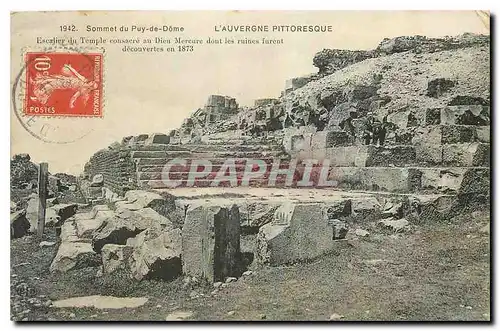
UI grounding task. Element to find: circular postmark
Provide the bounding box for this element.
[11,45,104,144]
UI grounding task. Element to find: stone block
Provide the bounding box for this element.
[311,130,350,150]
[415,144,443,165]
[129,228,182,281]
[441,106,490,125]
[358,168,411,192]
[458,168,490,195]
[145,133,170,145]
[419,168,467,193]
[50,242,100,273]
[256,202,345,266]
[182,204,241,282]
[92,208,173,254]
[314,146,366,166]
[442,143,490,167]
[476,126,490,143]
[364,146,416,167]
[441,125,476,144]
[350,197,381,218]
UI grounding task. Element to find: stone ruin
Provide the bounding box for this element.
[38,33,490,283]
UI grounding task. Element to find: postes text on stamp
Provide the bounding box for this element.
[24,52,103,117]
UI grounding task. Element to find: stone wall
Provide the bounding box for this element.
[84,147,137,196]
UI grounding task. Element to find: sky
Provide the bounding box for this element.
[10,10,489,174]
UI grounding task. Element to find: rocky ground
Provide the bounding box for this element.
[10,208,490,322]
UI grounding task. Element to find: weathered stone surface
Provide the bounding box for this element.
[239,202,280,228]
[52,295,148,309]
[25,196,59,230]
[458,168,490,195]
[350,197,381,218]
[92,208,173,253]
[256,202,346,265]
[441,125,476,144]
[91,174,104,187]
[329,219,348,240]
[101,244,134,274]
[129,228,182,281]
[145,133,170,145]
[60,220,81,243]
[51,203,78,227]
[123,190,182,226]
[311,130,350,150]
[442,143,489,167]
[10,210,30,239]
[182,204,241,282]
[364,146,416,167]
[39,241,56,247]
[378,218,410,232]
[47,197,59,207]
[282,126,316,154]
[75,210,115,239]
[476,126,490,143]
[441,105,489,126]
[407,194,455,222]
[419,168,467,193]
[414,144,442,165]
[75,205,111,222]
[50,242,100,273]
[114,201,143,211]
[311,146,364,166]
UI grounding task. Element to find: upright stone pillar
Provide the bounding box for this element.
[182,203,242,282]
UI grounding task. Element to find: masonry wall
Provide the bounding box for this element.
[84,148,137,196]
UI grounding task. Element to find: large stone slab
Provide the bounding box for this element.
[128,228,182,281]
[123,190,182,226]
[52,295,148,309]
[92,207,173,253]
[182,204,241,282]
[50,242,100,273]
[256,202,346,265]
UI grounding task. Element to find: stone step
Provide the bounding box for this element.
[136,158,290,172]
[130,150,286,160]
[138,166,489,194]
[125,143,282,152]
[182,144,282,152]
[145,144,487,168]
[302,143,490,167]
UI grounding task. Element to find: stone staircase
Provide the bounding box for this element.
[279,105,490,201]
[133,134,289,189]
[84,104,489,209]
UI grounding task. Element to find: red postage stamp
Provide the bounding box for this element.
[24,52,103,117]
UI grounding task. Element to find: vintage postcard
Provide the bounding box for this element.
[10,10,490,322]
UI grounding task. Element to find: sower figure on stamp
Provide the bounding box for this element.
[30,64,98,109]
